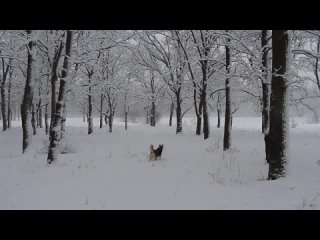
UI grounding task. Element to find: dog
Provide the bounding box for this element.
[149,144,164,161]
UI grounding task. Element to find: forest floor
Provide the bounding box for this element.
[0,116,320,209]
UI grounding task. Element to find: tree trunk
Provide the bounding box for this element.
[108,113,113,133]
[47,30,72,164]
[7,70,12,129]
[1,86,7,131]
[125,112,128,130]
[104,114,108,125]
[50,41,63,128]
[39,103,43,128]
[50,72,57,127]
[202,67,209,140]
[176,91,183,134]
[261,30,271,135]
[83,109,86,122]
[261,30,271,163]
[145,106,149,124]
[60,99,66,139]
[223,31,232,151]
[88,74,93,135]
[169,101,174,126]
[45,103,49,135]
[267,30,290,180]
[100,94,103,129]
[150,101,156,127]
[196,100,203,135]
[31,103,36,135]
[21,30,35,153]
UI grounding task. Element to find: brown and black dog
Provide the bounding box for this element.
[149,144,164,160]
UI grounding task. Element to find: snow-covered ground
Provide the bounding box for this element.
[1,116,320,209]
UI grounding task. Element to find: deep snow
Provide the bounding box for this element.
[0,116,320,209]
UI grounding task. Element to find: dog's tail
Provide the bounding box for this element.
[150,145,154,152]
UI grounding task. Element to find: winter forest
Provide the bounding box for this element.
[0,30,320,209]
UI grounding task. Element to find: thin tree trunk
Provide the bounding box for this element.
[169,101,174,126]
[39,103,43,128]
[146,106,149,124]
[196,101,203,135]
[1,86,7,131]
[45,103,49,135]
[7,70,12,129]
[88,71,93,135]
[47,30,72,163]
[267,30,290,180]
[150,101,156,127]
[83,109,86,122]
[31,103,36,135]
[60,99,66,139]
[217,92,221,128]
[223,31,232,151]
[100,94,103,129]
[176,90,183,134]
[21,30,35,153]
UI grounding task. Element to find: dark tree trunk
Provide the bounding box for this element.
[125,111,128,130]
[176,90,183,134]
[145,106,149,124]
[35,108,40,128]
[150,101,156,127]
[217,109,221,128]
[31,103,36,135]
[60,99,66,139]
[1,86,7,131]
[50,75,57,128]
[39,103,43,128]
[88,74,93,135]
[104,114,108,125]
[223,31,232,151]
[21,30,35,153]
[124,92,129,131]
[169,101,174,126]
[202,67,209,140]
[267,30,290,180]
[47,30,72,163]
[100,94,103,129]
[45,103,49,135]
[108,113,113,133]
[196,100,203,135]
[7,70,12,129]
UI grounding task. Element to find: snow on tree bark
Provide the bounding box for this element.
[21,30,35,153]
[267,30,291,180]
[47,30,73,163]
[223,31,232,151]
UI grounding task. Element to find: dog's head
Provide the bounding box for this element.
[158,144,163,150]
